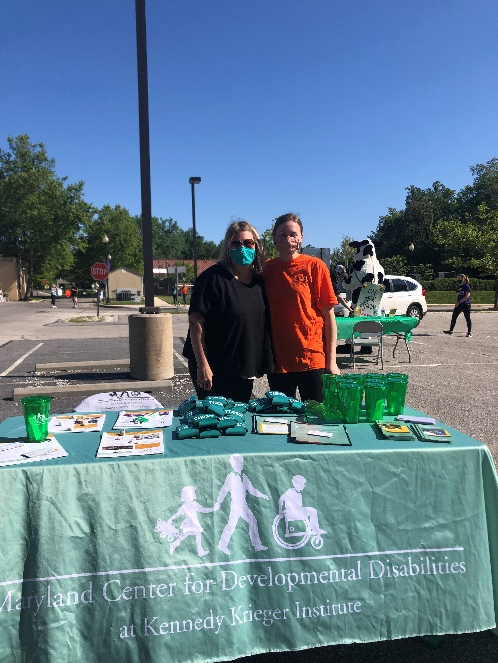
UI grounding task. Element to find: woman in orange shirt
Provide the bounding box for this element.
[263,213,340,401]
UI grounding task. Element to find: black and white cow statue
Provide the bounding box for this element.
[344,238,384,307]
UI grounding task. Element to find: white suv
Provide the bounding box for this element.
[334,275,427,326]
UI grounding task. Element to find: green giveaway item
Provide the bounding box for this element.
[385,373,409,416]
[21,395,52,442]
[176,424,200,439]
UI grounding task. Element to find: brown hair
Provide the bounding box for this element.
[457,274,469,284]
[272,213,304,240]
[218,219,265,274]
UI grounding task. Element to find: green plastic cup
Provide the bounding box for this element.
[321,374,340,417]
[363,372,386,384]
[385,373,408,416]
[337,380,362,424]
[21,395,52,442]
[364,382,386,422]
[341,373,364,384]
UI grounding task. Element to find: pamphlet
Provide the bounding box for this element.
[97,429,164,458]
[74,391,164,412]
[252,414,298,435]
[412,423,452,443]
[113,410,173,429]
[376,421,416,441]
[0,435,68,467]
[289,422,352,446]
[48,413,105,433]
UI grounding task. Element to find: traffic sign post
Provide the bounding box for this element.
[91,263,110,281]
[91,263,110,317]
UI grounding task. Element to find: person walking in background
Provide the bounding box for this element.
[263,212,340,402]
[172,285,178,305]
[182,219,273,403]
[71,282,78,308]
[50,283,57,308]
[182,283,188,306]
[444,274,472,337]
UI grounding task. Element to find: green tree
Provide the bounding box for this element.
[0,135,93,297]
[456,158,498,216]
[196,236,220,259]
[373,182,456,270]
[152,217,188,258]
[381,255,409,276]
[434,205,498,308]
[72,205,143,285]
[260,223,277,259]
[330,236,355,269]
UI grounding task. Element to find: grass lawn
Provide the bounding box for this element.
[425,291,495,305]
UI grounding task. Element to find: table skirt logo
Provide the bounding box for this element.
[154,454,326,556]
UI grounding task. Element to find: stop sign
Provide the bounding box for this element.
[91,262,110,281]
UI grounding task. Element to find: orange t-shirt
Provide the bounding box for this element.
[263,254,337,372]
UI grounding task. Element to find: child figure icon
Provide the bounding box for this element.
[155,486,217,557]
[273,475,325,550]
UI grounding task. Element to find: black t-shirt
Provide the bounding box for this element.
[183,264,273,378]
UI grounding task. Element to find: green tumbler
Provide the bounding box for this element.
[364,382,386,422]
[385,374,408,416]
[21,395,52,442]
[321,374,340,417]
[338,380,362,424]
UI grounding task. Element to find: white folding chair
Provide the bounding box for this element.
[350,321,384,369]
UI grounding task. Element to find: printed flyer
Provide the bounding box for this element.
[48,413,106,433]
[0,435,67,466]
[96,429,164,457]
[113,410,173,429]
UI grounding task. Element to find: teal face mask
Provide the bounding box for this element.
[230,246,256,266]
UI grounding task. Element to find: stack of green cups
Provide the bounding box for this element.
[385,373,409,415]
[321,374,341,419]
[337,376,363,424]
[364,374,386,422]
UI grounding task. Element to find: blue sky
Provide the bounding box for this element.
[2,1,497,250]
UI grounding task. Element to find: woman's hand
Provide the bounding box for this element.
[196,363,213,392]
[325,362,341,375]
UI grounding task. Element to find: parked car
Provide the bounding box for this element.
[334,275,427,326]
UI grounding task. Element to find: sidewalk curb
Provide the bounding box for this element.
[35,359,130,372]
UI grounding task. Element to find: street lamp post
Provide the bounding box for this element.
[408,242,414,277]
[103,234,111,303]
[189,177,201,280]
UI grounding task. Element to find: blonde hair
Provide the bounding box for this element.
[457,274,469,284]
[218,219,265,274]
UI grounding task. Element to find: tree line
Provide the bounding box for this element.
[1,134,497,305]
[329,159,498,306]
[0,135,221,295]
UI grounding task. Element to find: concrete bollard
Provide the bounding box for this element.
[129,314,174,381]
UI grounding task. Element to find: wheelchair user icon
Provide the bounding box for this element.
[272,475,326,550]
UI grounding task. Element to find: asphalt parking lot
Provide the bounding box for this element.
[0,299,497,662]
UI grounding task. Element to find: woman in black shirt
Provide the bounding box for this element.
[183,220,273,402]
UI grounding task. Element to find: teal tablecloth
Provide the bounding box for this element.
[1,408,497,663]
[336,315,418,341]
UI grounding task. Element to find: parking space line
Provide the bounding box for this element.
[0,343,44,377]
[173,349,188,368]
